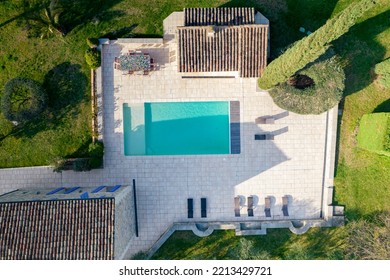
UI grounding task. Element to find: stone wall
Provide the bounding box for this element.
[114,186,136,259]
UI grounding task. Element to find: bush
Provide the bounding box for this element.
[1,77,47,123]
[52,141,104,172]
[85,48,101,69]
[88,141,104,158]
[375,58,390,89]
[345,211,390,260]
[73,158,92,172]
[258,0,376,89]
[86,37,99,48]
[269,55,345,115]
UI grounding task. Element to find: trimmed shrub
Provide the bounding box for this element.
[258,0,376,89]
[88,141,104,158]
[1,77,47,123]
[85,48,101,69]
[86,37,99,48]
[269,55,345,115]
[73,158,92,172]
[375,58,390,89]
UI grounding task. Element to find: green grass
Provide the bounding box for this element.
[0,0,227,167]
[357,113,390,156]
[152,228,345,260]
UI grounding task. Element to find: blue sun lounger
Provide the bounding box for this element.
[201,198,207,218]
[188,198,194,218]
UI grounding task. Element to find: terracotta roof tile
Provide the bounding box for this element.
[177,25,268,77]
[0,199,115,260]
[184,7,255,26]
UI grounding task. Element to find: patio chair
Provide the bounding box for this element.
[265,197,271,217]
[201,198,207,218]
[282,196,289,216]
[234,196,240,217]
[143,70,150,75]
[247,196,254,217]
[128,70,134,75]
[114,57,119,63]
[187,198,194,218]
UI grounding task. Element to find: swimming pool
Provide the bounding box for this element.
[123,101,231,155]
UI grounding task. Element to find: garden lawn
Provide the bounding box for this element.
[356,113,389,156]
[0,0,227,167]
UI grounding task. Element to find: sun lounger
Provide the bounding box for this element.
[63,186,80,194]
[282,196,289,216]
[255,116,275,124]
[247,196,254,217]
[265,197,271,217]
[187,198,193,218]
[234,196,240,217]
[46,187,65,195]
[254,134,274,140]
[108,185,121,192]
[201,198,207,218]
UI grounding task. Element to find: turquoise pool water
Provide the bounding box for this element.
[123,101,230,155]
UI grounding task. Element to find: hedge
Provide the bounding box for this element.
[269,55,345,115]
[258,0,376,89]
[85,48,101,69]
[375,58,390,89]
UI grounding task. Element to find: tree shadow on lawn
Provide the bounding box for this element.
[100,24,138,39]
[373,98,390,113]
[334,9,390,97]
[221,0,338,59]
[59,0,125,34]
[10,62,88,140]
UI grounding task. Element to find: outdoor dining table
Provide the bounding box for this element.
[118,52,151,72]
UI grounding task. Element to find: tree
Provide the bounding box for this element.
[85,48,101,69]
[345,212,390,260]
[1,78,47,123]
[258,0,376,89]
[23,0,65,39]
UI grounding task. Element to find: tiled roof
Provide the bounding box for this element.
[0,199,115,260]
[177,24,268,77]
[184,7,255,26]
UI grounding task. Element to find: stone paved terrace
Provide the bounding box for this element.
[0,12,339,258]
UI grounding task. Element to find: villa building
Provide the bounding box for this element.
[0,7,344,259]
[0,185,136,260]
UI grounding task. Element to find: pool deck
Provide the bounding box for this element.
[0,13,340,258]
